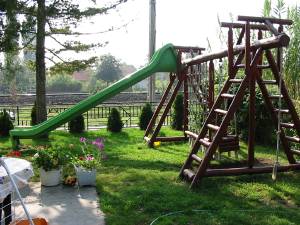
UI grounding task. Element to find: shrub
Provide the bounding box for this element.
[139,103,153,130]
[0,109,14,137]
[69,114,85,133]
[46,74,82,93]
[171,94,184,130]
[107,108,123,132]
[31,101,37,126]
[237,91,275,145]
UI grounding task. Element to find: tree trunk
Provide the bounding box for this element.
[36,0,47,123]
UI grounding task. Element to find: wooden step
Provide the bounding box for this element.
[285,136,300,143]
[207,123,220,131]
[183,169,195,180]
[192,154,202,163]
[269,94,283,99]
[199,138,211,147]
[280,123,295,129]
[291,149,300,156]
[221,135,239,142]
[185,130,198,139]
[262,80,277,85]
[221,93,235,99]
[235,64,245,68]
[214,109,228,115]
[229,79,243,83]
[257,64,271,69]
[274,109,290,114]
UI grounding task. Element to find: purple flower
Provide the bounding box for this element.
[80,137,86,143]
[92,138,104,151]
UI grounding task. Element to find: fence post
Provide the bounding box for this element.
[17,106,20,126]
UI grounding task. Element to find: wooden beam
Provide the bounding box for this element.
[155,136,187,142]
[204,164,300,177]
[238,15,293,25]
[184,34,290,66]
[174,45,205,52]
[221,22,269,30]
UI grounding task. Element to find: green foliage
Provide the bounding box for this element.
[285,6,300,99]
[107,108,123,132]
[47,74,82,93]
[30,102,37,126]
[237,91,275,145]
[171,94,184,130]
[139,103,153,130]
[68,114,85,134]
[263,0,272,16]
[96,54,122,85]
[0,109,14,137]
[33,146,67,171]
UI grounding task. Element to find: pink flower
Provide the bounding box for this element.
[92,138,104,151]
[86,155,94,161]
[80,137,86,143]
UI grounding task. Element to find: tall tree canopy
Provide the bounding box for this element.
[96,54,122,85]
[0,0,127,123]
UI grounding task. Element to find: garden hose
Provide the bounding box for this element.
[149,208,286,225]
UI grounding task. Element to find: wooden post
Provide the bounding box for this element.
[228,26,234,78]
[245,22,255,168]
[208,60,215,110]
[183,68,189,135]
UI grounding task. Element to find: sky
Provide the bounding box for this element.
[52,0,300,69]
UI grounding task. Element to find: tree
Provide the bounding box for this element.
[139,103,153,130]
[107,108,123,132]
[0,0,128,124]
[96,54,122,86]
[171,94,184,130]
[47,74,82,93]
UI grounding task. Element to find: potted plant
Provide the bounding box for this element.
[72,137,106,186]
[33,146,66,186]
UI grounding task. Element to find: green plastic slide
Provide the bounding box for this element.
[10,43,178,148]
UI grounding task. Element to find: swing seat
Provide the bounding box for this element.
[218,135,240,152]
[10,218,48,225]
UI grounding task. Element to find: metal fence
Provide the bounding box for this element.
[0,102,172,130]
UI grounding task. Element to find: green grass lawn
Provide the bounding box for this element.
[1,127,300,225]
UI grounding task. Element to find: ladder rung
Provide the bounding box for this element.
[280,123,295,129]
[274,109,290,114]
[214,109,228,115]
[235,64,245,68]
[269,94,283,99]
[183,169,195,180]
[199,138,211,147]
[285,136,300,143]
[291,149,300,156]
[185,131,198,139]
[262,80,277,84]
[221,93,235,99]
[207,124,220,131]
[257,64,271,69]
[191,154,202,163]
[229,79,243,83]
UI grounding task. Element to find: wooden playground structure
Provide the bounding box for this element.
[144,15,300,188]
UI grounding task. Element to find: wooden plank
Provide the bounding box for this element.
[237,15,293,25]
[221,22,269,30]
[204,164,300,177]
[155,136,187,142]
